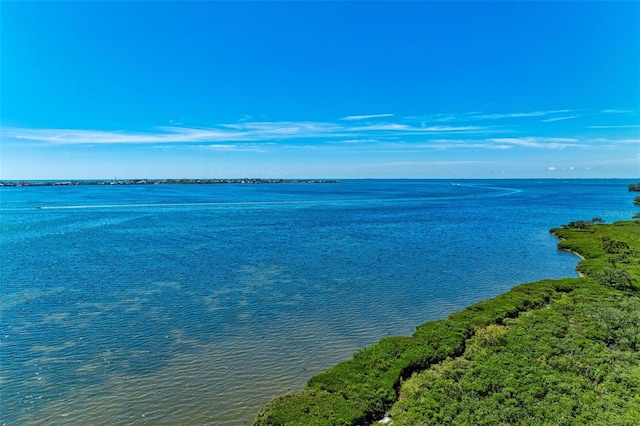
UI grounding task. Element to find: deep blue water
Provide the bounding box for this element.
[0,179,635,425]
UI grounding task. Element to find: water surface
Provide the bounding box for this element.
[0,179,634,424]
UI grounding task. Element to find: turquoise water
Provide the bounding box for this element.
[0,179,634,425]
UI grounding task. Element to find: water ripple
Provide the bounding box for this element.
[1,180,631,425]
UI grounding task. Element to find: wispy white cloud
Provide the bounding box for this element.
[587,124,640,129]
[403,112,485,123]
[3,109,637,151]
[488,137,580,149]
[427,136,635,152]
[472,110,572,120]
[7,125,631,155]
[602,109,632,114]
[408,108,637,125]
[1,120,488,146]
[405,109,587,126]
[0,124,335,145]
[218,121,346,139]
[352,123,411,131]
[541,116,577,123]
[418,136,584,151]
[220,121,341,133]
[3,127,247,145]
[426,141,514,150]
[336,139,382,144]
[151,142,271,152]
[352,123,485,133]
[341,113,395,121]
[191,144,266,152]
[380,160,498,166]
[420,125,484,132]
[332,136,596,153]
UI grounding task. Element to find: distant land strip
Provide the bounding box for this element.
[0,178,340,187]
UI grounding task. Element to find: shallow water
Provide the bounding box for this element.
[0,179,634,424]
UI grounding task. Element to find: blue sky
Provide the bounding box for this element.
[1,1,639,179]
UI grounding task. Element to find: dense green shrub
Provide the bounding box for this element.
[390,289,640,425]
[561,220,592,230]
[597,268,635,290]
[602,236,630,254]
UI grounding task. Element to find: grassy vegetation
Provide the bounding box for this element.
[254,220,640,425]
[389,289,640,425]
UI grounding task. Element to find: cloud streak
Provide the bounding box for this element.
[588,124,640,129]
[488,137,580,149]
[602,109,632,114]
[341,113,395,121]
[541,116,577,123]
[3,109,636,153]
[470,110,572,120]
[2,120,487,146]
[3,127,247,145]
[304,136,623,154]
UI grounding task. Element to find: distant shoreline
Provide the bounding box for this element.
[0,178,340,187]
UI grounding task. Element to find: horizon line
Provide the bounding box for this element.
[1,177,637,183]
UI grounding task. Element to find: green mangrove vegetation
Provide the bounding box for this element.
[254,218,640,425]
[628,183,640,192]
